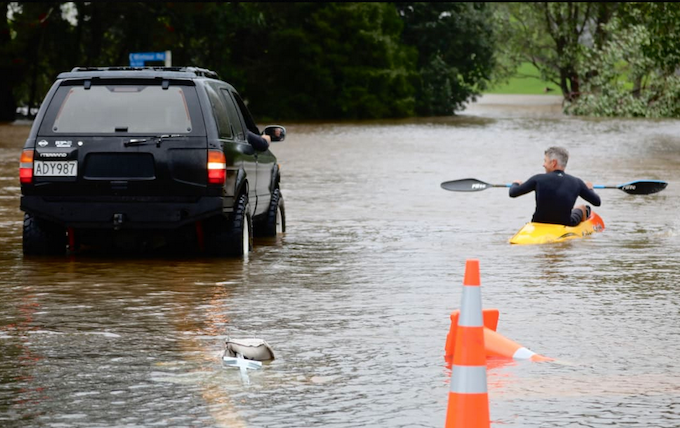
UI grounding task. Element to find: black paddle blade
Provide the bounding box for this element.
[441,178,494,192]
[617,180,668,195]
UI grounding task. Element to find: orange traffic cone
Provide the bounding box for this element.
[446,310,553,363]
[484,328,553,362]
[445,308,499,366]
[445,259,490,428]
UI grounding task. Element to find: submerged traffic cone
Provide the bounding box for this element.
[445,259,490,428]
[484,329,553,362]
[445,309,553,363]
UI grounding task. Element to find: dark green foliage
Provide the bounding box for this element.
[237,3,418,120]
[395,2,496,115]
[619,2,680,75]
[0,2,17,120]
[1,2,497,121]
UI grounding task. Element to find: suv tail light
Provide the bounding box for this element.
[207,150,226,185]
[20,149,34,184]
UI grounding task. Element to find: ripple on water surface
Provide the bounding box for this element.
[1,108,679,427]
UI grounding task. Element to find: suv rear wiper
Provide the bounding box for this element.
[124,134,184,147]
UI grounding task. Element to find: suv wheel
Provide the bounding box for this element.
[204,193,252,257]
[256,188,286,237]
[23,214,66,255]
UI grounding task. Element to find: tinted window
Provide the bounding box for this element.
[231,91,259,134]
[48,85,195,134]
[220,89,245,141]
[205,84,232,139]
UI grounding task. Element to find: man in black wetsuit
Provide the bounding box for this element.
[509,146,601,226]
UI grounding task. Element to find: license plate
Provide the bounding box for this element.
[34,161,78,177]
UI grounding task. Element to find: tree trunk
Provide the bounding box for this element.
[569,72,580,101]
[632,76,642,98]
[0,78,17,122]
[0,2,17,122]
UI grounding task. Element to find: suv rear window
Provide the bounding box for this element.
[46,84,198,134]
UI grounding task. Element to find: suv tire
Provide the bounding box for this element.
[23,213,66,255]
[204,193,252,257]
[256,187,286,237]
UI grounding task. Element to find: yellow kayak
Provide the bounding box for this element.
[509,212,606,245]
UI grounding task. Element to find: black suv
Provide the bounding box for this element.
[19,66,286,257]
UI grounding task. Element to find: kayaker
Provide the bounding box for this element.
[509,146,601,226]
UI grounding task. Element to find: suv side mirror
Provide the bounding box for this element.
[263,125,286,142]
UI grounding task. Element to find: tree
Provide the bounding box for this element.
[3,2,178,119]
[1,1,502,121]
[0,2,18,121]
[236,2,417,120]
[0,2,63,121]
[619,2,680,76]
[564,8,680,118]
[492,2,620,102]
[395,2,496,115]
[491,2,680,118]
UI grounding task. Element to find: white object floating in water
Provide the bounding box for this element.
[223,353,260,386]
[222,355,263,370]
[224,337,275,361]
[222,338,275,385]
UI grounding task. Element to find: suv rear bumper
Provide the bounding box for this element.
[21,195,229,229]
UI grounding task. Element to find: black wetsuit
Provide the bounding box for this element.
[509,170,601,226]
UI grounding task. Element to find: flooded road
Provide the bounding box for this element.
[1,95,679,427]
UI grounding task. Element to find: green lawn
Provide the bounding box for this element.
[485,62,560,95]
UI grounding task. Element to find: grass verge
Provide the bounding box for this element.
[485,62,560,95]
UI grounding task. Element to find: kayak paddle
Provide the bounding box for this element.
[440,178,510,192]
[441,178,668,195]
[592,180,667,195]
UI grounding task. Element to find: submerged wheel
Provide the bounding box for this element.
[255,187,286,237]
[23,213,67,256]
[204,193,252,257]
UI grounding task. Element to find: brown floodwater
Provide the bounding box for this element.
[1,95,679,427]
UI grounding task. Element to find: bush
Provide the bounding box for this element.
[565,19,680,118]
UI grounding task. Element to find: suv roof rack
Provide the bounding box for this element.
[68,66,220,79]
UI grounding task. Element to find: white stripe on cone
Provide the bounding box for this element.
[450,365,488,394]
[458,287,483,326]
